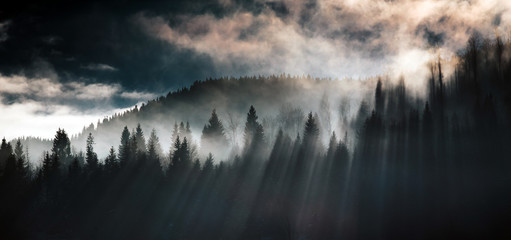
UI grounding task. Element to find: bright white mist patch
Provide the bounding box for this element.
[0,98,131,140]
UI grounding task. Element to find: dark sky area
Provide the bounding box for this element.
[0,0,249,91]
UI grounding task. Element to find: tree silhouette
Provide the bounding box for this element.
[243,105,265,156]
[51,128,71,166]
[201,109,228,158]
[85,133,98,171]
[119,126,131,167]
[135,123,147,154]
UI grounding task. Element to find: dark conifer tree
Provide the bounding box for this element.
[185,122,192,142]
[171,122,179,146]
[85,133,98,171]
[243,105,265,155]
[375,78,385,114]
[147,129,163,164]
[51,128,71,166]
[42,152,52,179]
[201,109,229,158]
[135,123,147,155]
[105,146,117,174]
[303,112,320,146]
[0,138,12,173]
[119,126,131,167]
[14,140,28,180]
[203,153,214,175]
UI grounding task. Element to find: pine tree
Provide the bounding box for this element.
[171,122,179,146]
[243,105,264,153]
[180,137,191,170]
[14,139,24,161]
[129,129,138,163]
[0,138,12,172]
[42,152,52,179]
[105,146,117,173]
[375,78,384,114]
[185,122,192,142]
[326,131,337,160]
[201,109,229,158]
[85,133,98,171]
[51,128,71,165]
[203,153,214,174]
[169,136,181,175]
[147,129,163,162]
[135,123,147,154]
[14,140,28,180]
[119,126,131,167]
[303,112,320,146]
[191,159,201,177]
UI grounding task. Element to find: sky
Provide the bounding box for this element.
[0,0,510,139]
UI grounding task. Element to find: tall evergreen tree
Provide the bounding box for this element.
[243,105,265,154]
[85,133,98,171]
[119,126,131,167]
[375,78,384,114]
[14,140,24,162]
[14,140,28,180]
[148,129,163,159]
[0,138,12,172]
[129,129,138,163]
[42,152,52,179]
[203,153,214,174]
[171,122,179,146]
[135,123,147,154]
[185,122,193,142]
[303,112,320,146]
[105,146,117,173]
[51,128,71,165]
[201,109,228,158]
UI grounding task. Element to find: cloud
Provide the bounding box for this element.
[0,75,119,100]
[0,95,125,140]
[120,91,157,100]
[137,0,511,94]
[0,73,158,139]
[81,63,118,71]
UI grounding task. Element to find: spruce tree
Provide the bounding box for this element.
[203,153,214,175]
[243,105,264,153]
[51,128,71,165]
[201,109,228,158]
[303,112,319,146]
[14,140,28,180]
[85,133,98,171]
[135,123,147,154]
[147,129,163,163]
[105,146,117,173]
[119,126,131,167]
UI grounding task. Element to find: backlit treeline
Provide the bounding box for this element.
[1,34,511,238]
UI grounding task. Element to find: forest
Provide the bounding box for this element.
[1,34,511,239]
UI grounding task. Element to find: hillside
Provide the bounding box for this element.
[18,75,377,164]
